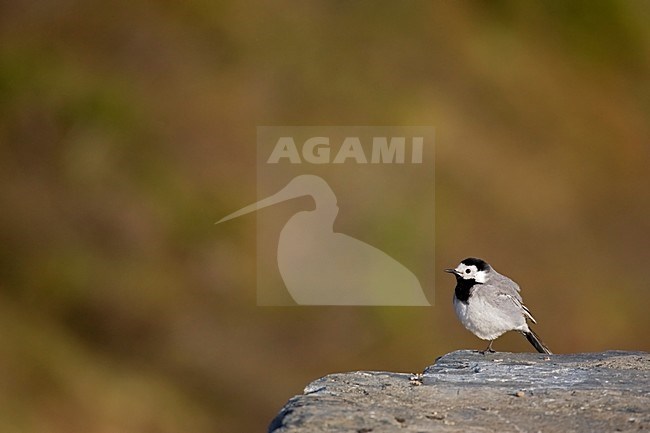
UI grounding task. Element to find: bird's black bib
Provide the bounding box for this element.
[454,278,477,304]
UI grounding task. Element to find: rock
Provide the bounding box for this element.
[269,350,649,432]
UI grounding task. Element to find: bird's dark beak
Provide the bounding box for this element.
[444,268,459,276]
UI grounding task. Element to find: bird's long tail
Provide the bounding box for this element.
[523,329,552,354]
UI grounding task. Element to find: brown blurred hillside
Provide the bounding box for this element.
[1,1,649,432]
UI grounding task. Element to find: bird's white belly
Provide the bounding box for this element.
[454,296,521,341]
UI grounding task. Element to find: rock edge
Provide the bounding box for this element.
[269,350,649,432]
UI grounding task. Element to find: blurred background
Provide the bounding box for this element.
[1,1,649,432]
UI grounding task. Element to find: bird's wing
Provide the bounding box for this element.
[505,293,537,324]
[478,283,537,323]
[493,276,537,323]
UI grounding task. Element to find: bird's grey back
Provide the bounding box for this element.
[487,269,521,295]
[472,281,528,325]
[476,270,527,315]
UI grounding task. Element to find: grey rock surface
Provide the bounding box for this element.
[269,350,649,433]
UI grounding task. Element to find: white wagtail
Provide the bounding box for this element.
[445,257,552,354]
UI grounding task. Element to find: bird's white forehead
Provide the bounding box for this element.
[455,263,488,283]
[455,263,477,274]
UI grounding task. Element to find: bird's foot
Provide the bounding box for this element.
[478,341,495,354]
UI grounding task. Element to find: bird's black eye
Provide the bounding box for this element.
[465,269,471,274]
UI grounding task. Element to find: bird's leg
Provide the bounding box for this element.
[479,341,495,354]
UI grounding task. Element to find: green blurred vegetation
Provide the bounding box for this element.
[1,1,649,431]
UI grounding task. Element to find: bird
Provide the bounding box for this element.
[217,174,429,305]
[445,257,551,354]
